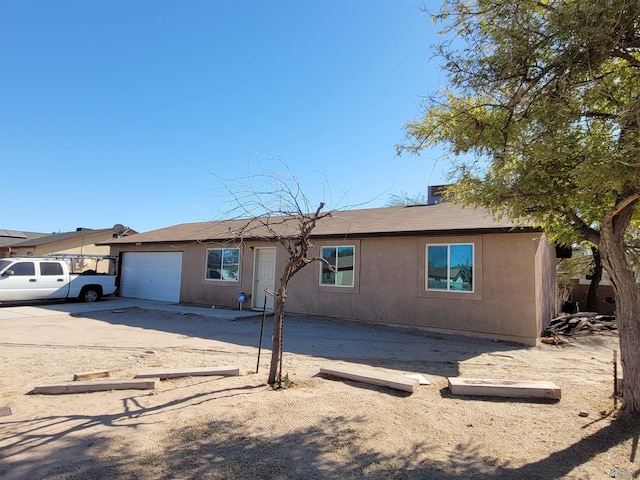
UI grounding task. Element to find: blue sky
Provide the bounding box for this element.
[0,0,449,234]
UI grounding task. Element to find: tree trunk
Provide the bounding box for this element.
[268,283,287,387]
[586,246,602,312]
[599,199,640,414]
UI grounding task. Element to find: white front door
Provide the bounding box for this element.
[253,247,276,311]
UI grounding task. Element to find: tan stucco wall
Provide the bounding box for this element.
[535,235,558,333]
[284,232,551,345]
[109,242,262,307]
[108,231,556,345]
[180,242,257,306]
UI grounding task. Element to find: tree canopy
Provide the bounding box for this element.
[401,0,640,412]
[386,191,429,207]
[401,0,640,246]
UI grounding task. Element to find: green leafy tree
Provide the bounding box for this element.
[401,0,640,413]
[386,191,429,207]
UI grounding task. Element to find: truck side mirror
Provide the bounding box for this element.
[2,270,14,277]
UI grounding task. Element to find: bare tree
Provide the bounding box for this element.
[209,163,335,387]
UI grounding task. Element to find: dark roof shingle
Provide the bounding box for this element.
[8,229,115,248]
[0,230,50,248]
[103,203,533,245]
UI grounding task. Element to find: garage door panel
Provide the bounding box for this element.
[121,252,182,302]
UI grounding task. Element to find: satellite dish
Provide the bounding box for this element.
[113,224,126,236]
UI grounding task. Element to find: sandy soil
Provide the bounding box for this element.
[0,304,637,479]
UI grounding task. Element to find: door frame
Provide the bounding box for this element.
[252,247,276,311]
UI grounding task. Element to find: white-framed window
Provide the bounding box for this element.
[426,243,474,292]
[205,248,240,282]
[320,245,355,287]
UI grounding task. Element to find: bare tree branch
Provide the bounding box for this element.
[204,160,342,387]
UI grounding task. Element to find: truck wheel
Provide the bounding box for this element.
[80,287,101,303]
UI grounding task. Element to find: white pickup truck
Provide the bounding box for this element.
[0,257,117,303]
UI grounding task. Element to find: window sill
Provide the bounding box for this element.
[418,289,482,301]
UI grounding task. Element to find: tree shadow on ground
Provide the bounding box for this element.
[0,380,266,480]
[6,406,636,480]
[76,307,523,380]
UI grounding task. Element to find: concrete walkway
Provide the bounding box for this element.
[141,301,267,320]
[0,297,267,321]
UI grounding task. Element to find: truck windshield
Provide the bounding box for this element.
[0,260,12,273]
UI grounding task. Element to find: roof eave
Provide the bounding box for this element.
[101,226,541,246]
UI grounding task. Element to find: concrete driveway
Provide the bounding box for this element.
[0,297,264,321]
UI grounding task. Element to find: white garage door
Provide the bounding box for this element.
[120,252,183,302]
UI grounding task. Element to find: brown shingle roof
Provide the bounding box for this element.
[0,230,50,248]
[103,203,533,245]
[8,228,115,248]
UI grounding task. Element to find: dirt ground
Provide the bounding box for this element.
[0,303,638,479]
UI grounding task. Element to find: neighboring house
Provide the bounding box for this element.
[6,227,134,273]
[0,230,50,257]
[103,203,557,345]
[565,275,617,315]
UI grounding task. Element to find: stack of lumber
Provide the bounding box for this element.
[33,378,158,395]
[319,363,420,393]
[32,366,240,395]
[135,366,240,379]
[448,377,561,400]
[542,312,617,338]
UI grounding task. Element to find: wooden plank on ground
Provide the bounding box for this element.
[320,363,418,393]
[0,405,15,416]
[74,370,110,381]
[33,378,159,395]
[406,374,430,385]
[448,377,561,400]
[134,366,241,380]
